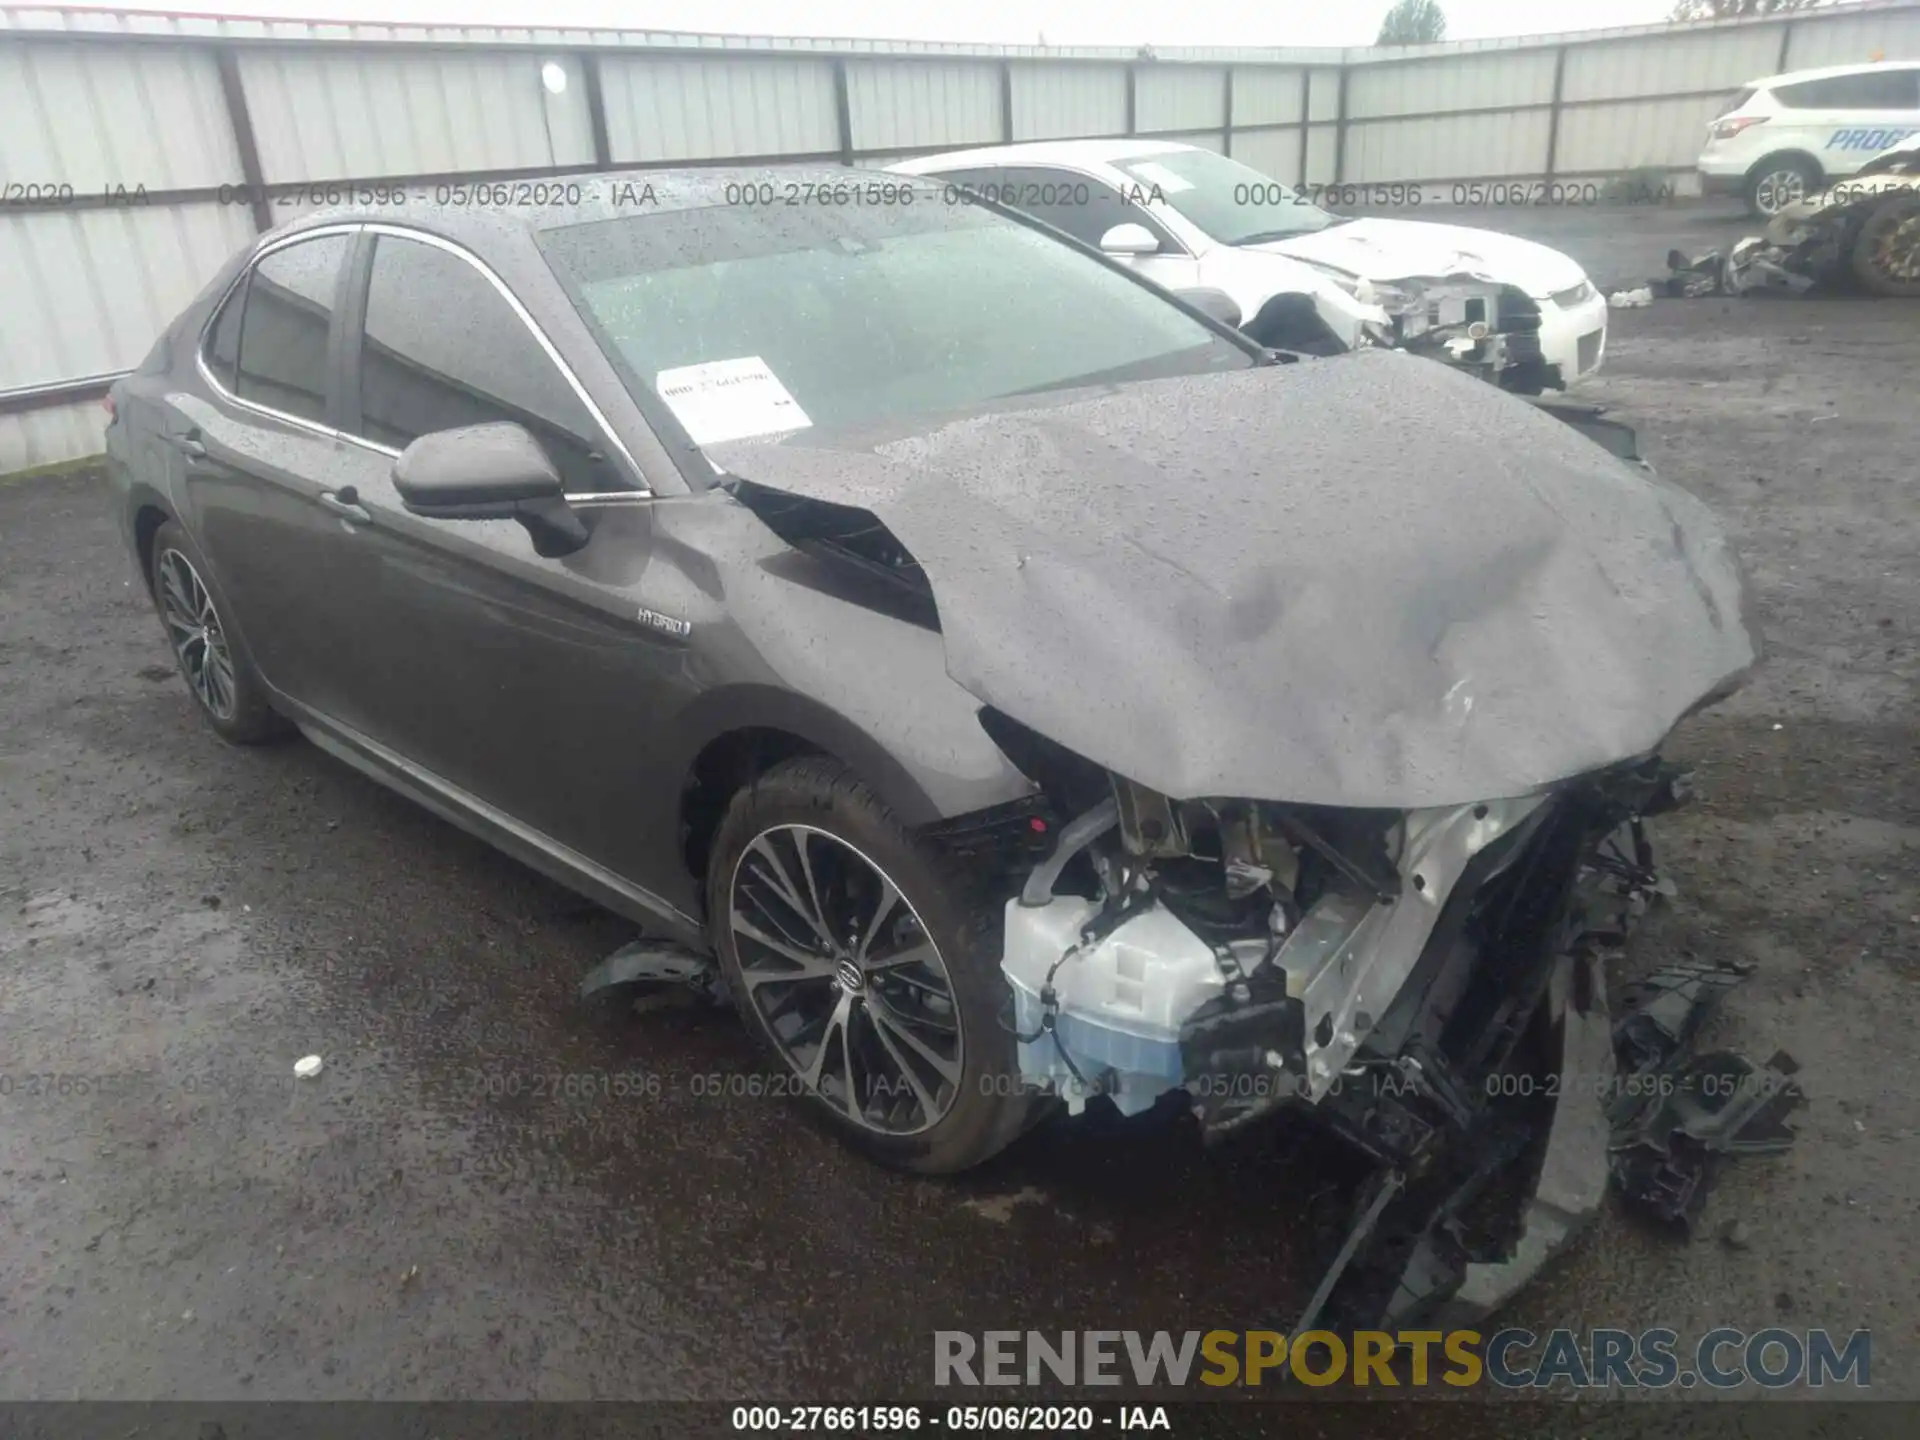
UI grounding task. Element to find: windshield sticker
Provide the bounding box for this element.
[1127,162,1194,194]
[655,356,812,445]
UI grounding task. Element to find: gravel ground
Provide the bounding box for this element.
[1,207,1915,1423]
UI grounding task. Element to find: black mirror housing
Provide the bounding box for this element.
[393,422,563,509]
[391,422,588,557]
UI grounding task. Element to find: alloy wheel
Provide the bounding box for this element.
[728,824,964,1135]
[156,548,238,721]
[1865,207,1920,282]
[1754,168,1806,216]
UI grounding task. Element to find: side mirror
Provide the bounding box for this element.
[1098,222,1160,257]
[392,422,588,557]
[1174,287,1243,329]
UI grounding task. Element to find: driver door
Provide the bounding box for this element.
[315,228,689,879]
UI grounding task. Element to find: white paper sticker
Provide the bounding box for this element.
[654,356,811,445]
[1127,162,1194,195]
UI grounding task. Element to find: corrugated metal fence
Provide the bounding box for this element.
[4,0,1919,472]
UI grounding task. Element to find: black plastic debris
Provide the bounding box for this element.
[580,936,729,1008]
[1607,960,1803,1231]
[1656,240,1816,298]
[1660,248,1726,298]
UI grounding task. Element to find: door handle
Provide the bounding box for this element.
[164,430,206,461]
[318,487,371,524]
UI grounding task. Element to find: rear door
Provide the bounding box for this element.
[167,228,379,725]
[1778,68,1920,177]
[319,226,689,876]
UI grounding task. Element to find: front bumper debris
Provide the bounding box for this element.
[1607,960,1805,1231]
[996,753,1799,1333]
[1658,146,1918,297]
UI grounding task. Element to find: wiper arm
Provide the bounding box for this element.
[1231,228,1309,246]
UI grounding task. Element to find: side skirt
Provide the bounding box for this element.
[269,689,708,950]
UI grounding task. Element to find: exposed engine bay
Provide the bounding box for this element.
[969,729,1700,1330]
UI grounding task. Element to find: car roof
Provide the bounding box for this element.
[1743,58,1920,90]
[265,163,883,248]
[889,138,1197,175]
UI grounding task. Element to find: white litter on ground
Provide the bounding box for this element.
[293,1055,324,1079]
[1608,287,1654,308]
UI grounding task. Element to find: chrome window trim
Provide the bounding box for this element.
[360,222,650,497]
[193,222,364,446]
[193,220,652,499]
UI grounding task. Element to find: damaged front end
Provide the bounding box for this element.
[1665,140,1920,297]
[707,352,1769,1325]
[992,748,1701,1331]
[1354,276,1560,393]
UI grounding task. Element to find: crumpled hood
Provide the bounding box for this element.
[1256,218,1588,296]
[710,350,1757,809]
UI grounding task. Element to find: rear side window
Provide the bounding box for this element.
[202,277,246,389]
[1775,70,1920,110]
[234,234,351,425]
[355,234,608,491]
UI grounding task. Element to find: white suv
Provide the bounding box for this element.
[1699,60,1920,217]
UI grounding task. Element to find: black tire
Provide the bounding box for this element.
[1744,155,1820,218]
[147,520,289,744]
[706,755,1035,1174]
[1849,196,1920,298]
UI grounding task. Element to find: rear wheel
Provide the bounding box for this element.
[706,756,1033,1173]
[1745,155,1819,218]
[1849,196,1920,297]
[147,520,287,744]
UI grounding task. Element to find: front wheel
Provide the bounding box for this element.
[1850,196,1920,297]
[706,756,1035,1173]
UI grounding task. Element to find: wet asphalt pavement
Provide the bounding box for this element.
[2,204,1917,1420]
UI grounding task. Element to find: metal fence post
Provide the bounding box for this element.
[1001,60,1016,143]
[1223,66,1235,156]
[580,50,612,168]
[1544,45,1568,181]
[1296,68,1312,185]
[212,45,271,233]
[1332,64,1349,184]
[1126,63,1138,136]
[832,58,855,165]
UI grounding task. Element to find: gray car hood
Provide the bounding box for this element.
[710,349,1757,809]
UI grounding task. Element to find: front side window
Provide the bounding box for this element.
[356,234,610,491]
[537,195,1249,447]
[1110,148,1348,245]
[234,233,351,424]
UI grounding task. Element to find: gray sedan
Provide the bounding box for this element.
[106,167,1755,1328]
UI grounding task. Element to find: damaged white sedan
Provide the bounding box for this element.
[891,140,1609,392]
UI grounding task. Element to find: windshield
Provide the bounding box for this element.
[537,193,1250,445]
[1111,148,1345,245]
